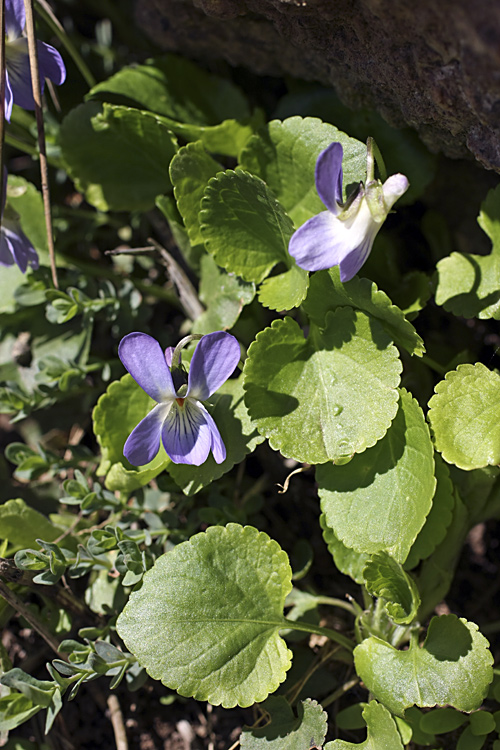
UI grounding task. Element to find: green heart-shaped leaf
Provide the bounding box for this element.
[325,701,404,750]
[428,363,500,470]
[192,255,255,335]
[243,309,401,464]
[318,389,434,562]
[116,524,293,707]
[434,185,500,319]
[240,697,327,749]
[354,615,493,716]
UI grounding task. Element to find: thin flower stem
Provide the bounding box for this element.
[5,132,38,157]
[313,595,357,616]
[421,354,447,375]
[171,333,203,368]
[283,617,354,653]
[0,578,65,657]
[321,675,360,709]
[23,0,58,287]
[35,0,96,88]
[0,0,5,225]
[366,137,375,183]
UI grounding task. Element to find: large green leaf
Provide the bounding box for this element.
[325,701,404,750]
[354,615,493,716]
[239,697,327,749]
[199,169,308,311]
[428,363,500,470]
[167,376,264,495]
[434,185,500,319]
[363,552,420,625]
[303,269,425,357]
[0,499,59,548]
[317,389,435,562]
[92,374,169,492]
[116,524,293,708]
[243,310,401,464]
[239,116,366,227]
[59,103,177,211]
[87,54,256,156]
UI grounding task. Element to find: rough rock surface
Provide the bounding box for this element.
[135,0,500,172]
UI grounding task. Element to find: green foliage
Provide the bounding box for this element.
[117,524,293,707]
[239,697,327,749]
[303,268,425,357]
[435,185,500,319]
[0,499,60,549]
[200,169,308,311]
[2,27,499,748]
[325,701,404,749]
[317,389,435,562]
[239,116,367,226]
[363,552,420,625]
[354,615,493,716]
[88,54,257,156]
[428,363,500,470]
[243,310,401,463]
[59,102,178,211]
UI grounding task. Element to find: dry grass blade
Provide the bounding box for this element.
[23,0,58,287]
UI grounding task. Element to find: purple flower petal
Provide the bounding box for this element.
[202,404,226,464]
[164,346,174,368]
[315,142,343,214]
[382,173,409,209]
[187,332,240,401]
[123,403,167,466]
[338,233,375,283]
[5,0,25,40]
[119,333,176,403]
[161,399,211,465]
[0,233,16,267]
[0,221,39,272]
[37,40,66,87]
[5,38,65,112]
[289,210,353,271]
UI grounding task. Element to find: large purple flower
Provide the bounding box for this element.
[288,142,409,282]
[118,331,241,467]
[4,0,66,121]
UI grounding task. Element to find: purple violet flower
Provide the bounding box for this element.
[0,168,38,272]
[288,141,409,282]
[4,0,66,121]
[118,331,241,467]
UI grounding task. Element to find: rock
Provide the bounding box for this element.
[134,0,500,172]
